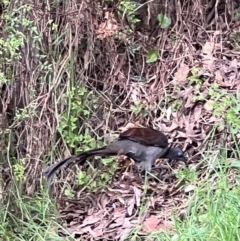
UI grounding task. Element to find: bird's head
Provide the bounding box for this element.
[165,147,187,164]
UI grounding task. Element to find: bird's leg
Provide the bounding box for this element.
[143,159,153,173]
[134,162,145,183]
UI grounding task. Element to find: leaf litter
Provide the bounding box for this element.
[56,168,189,240]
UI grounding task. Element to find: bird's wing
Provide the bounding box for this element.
[119,127,168,148]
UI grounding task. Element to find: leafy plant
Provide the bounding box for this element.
[57,87,98,152]
[146,49,158,63]
[171,98,183,112]
[64,189,74,198]
[77,170,91,186]
[130,102,150,117]
[210,91,240,133]
[58,86,118,188]
[13,161,25,181]
[176,168,197,184]
[157,13,171,28]
[188,67,203,91]
[76,159,118,190]
[119,0,141,31]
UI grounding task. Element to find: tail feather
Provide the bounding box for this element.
[44,146,117,187]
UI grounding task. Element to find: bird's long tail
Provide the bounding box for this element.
[43,146,117,187]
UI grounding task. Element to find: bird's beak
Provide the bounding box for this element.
[179,156,188,166]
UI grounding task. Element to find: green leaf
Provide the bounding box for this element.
[83,109,90,116]
[157,13,171,28]
[64,189,74,198]
[146,49,158,63]
[77,171,88,185]
[101,157,114,165]
[230,161,240,169]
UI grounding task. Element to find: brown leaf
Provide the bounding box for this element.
[215,70,223,82]
[182,87,194,108]
[209,116,219,123]
[118,228,134,241]
[126,198,135,216]
[184,118,196,137]
[109,216,124,228]
[229,58,238,70]
[204,100,215,112]
[99,193,110,208]
[96,13,118,39]
[201,41,216,70]
[165,120,179,132]
[142,215,161,232]
[88,227,103,238]
[80,216,102,227]
[193,106,202,124]
[123,217,137,228]
[113,208,125,220]
[133,186,141,207]
[119,123,139,132]
[184,184,196,193]
[172,63,190,85]
[202,41,214,55]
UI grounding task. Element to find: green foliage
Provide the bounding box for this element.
[129,44,141,56]
[77,170,91,185]
[176,168,197,184]
[157,13,171,28]
[230,32,240,50]
[130,102,150,117]
[146,49,158,63]
[119,0,140,31]
[13,161,25,181]
[14,107,31,120]
[1,5,36,62]
[171,98,183,112]
[76,159,118,190]
[0,7,25,83]
[0,3,41,85]
[57,86,118,189]
[234,7,240,20]
[230,160,240,169]
[64,189,74,198]
[188,67,203,91]
[209,86,240,133]
[189,78,240,132]
[57,87,98,151]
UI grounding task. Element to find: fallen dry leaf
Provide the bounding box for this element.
[180,87,195,109]
[142,215,161,232]
[172,62,190,85]
[141,216,173,233]
[126,198,135,216]
[184,184,196,193]
[122,217,137,229]
[201,41,216,70]
[214,70,223,82]
[80,216,102,227]
[133,186,141,207]
[96,12,118,39]
[204,100,215,112]
[202,41,214,55]
[119,123,139,132]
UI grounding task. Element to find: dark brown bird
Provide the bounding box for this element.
[44,127,187,186]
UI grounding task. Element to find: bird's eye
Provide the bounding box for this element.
[178,152,183,158]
